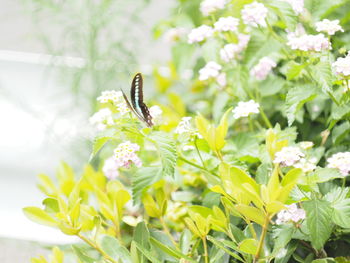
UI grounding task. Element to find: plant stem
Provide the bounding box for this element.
[259,106,273,128]
[77,233,118,263]
[178,156,218,176]
[195,138,206,169]
[254,214,270,262]
[160,217,179,248]
[202,236,209,263]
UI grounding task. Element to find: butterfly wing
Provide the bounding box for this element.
[120,88,145,122]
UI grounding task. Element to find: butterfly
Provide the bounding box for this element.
[121,73,153,127]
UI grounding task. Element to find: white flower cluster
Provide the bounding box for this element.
[276,203,306,225]
[232,100,260,119]
[282,0,304,14]
[220,34,250,62]
[315,19,344,35]
[97,90,130,115]
[199,61,222,81]
[250,57,277,80]
[214,16,239,32]
[175,117,202,138]
[163,27,187,43]
[200,0,227,16]
[327,152,350,176]
[287,33,331,52]
[102,156,120,180]
[149,105,163,124]
[332,54,350,77]
[89,108,114,131]
[114,141,142,169]
[188,25,213,44]
[294,157,317,173]
[241,2,268,28]
[273,146,304,166]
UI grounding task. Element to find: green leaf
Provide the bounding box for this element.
[100,235,132,263]
[180,229,192,255]
[285,85,317,126]
[239,238,258,255]
[132,167,162,203]
[207,236,244,262]
[331,103,350,121]
[332,199,350,228]
[150,237,195,262]
[150,131,177,178]
[285,61,306,80]
[308,168,344,184]
[89,135,112,161]
[310,58,333,94]
[132,241,162,263]
[267,0,298,30]
[303,199,333,250]
[72,245,96,263]
[332,121,350,144]
[133,222,150,263]
[23,207,57,227]
[271,225,296,256]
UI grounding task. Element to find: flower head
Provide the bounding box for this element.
[282,0,304,14]
[114,141,142,169]
[276,203,306,225]
[103,156,120,180]
[188,25,213,44]
[332,54,350,77]
[175,117,193,135]
[241,2,268,27]
[250,57,276,80]
[199,61,222,81]
[200,0,227,16]
[149,105,163,124]
[232,100,260,119]
[316,19,343,35]
[327,152,350,176]
[89,108,114,131]
[214,16,239,32]
[97,90,123,104]
[220,44,241,62]
[273,146,305,166]
[287,33,331,52]
[294,157,317,173]
[163,27,187,43]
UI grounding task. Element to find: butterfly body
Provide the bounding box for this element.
[121,73,153,127]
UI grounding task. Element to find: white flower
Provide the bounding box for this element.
[183,145,195,151]
[149,105,163,124]
[315,19,344,35]
[238,33,251,49]
[327,152,350,176]
[241,2,268,27]
[175,117,193,135]
[97,90,123,104]
[200,0,227,16]
[163,27,187,43]
[232,100,260,119]
[294,158,317,173]
[282,0,304,14]
[332,54,350,77]
[216,72,227,87]
[103,156,120,180]
[287,33,331,52]
[220,44,240,62]
[188,25,214,44]
[299,141,314,150]
[199,61,222,81]
[214,16,239,32]
[114,141,142,169]
[273,146,305,166]
[276,203,306,225]
[250,57,276,80]
[89,108,114,131]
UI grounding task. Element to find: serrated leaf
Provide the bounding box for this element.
[310,59,333,94]
[150,131,177,178]
[332,199,350,228]
[285,85,317,126]
[267,0,298,30]
[303,199,333,250]
[132,167,162,203]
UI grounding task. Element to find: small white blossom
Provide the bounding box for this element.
[175,117,193,135]
[199,61,222,81]
[273,146,305,166]
[241,2,268,27]
[220,44,240,62]
[216,72,227,87]
[294,158,317,173]
[232,100,260,119]
[299,141,314,150]
[276,204,306,225]
[97,90,123,104]
[250,57,277,80]
[214,16,239,32]
[332,54,350,77]
[149,105,163,124]
[103,156,120,180]
[117,101,130,115]
[89,108,114,131]
[287,33,331,52]
[200,0,227,16]
[114,141,142,169]
[327,152,350,176]
[163,27,187,43]
[188,25,214,44]
[183,145,195,151]
[282,0,304,14]
[315,19,344,35]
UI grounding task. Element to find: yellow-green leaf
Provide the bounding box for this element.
[235,204,265,226]
[239,238,258,255]
[23,207,57,227]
